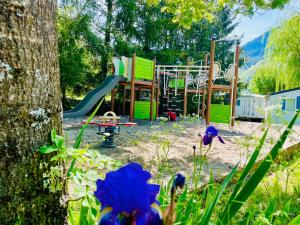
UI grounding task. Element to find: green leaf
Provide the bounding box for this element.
[54,134,65,148]
[50,152,67,161]
[287,214,300,225]
[79,198,89,225]
[219,127,269,224]
[51,129,56,143]
[73,98,105,149]
[82,198,90,208]
[67,98,104,177]
[220,110,299,225]
[86,170,99,181]
[39,145,58,154]
[199,163,239,225]
[68,206,77,225]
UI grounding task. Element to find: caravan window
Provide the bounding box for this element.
[285,99,295,112]
[237,99,240,106]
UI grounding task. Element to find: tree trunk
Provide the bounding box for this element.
[100,0,113,80]
[0,1,65,224]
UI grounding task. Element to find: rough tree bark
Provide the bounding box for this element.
[0,1,65,224]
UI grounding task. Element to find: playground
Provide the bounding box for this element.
[2,1,300,224]
[62,39,300,184]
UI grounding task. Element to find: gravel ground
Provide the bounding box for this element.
[63,116,300,185]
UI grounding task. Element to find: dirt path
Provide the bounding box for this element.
[63,117,300,185]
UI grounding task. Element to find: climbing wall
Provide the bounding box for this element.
[161,77,184,116]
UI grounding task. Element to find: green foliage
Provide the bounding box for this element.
[57,7,102,100]
[249,62,277,94]
[219,110,299,224]
[147,0,290,28]
[39,97,122,225]
[39,101,299,225]
[157,111,299,225]
[232,151,300,225]
[251,14,300,94]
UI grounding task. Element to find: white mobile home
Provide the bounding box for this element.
[236,94,266,119]
[267,87,300,125]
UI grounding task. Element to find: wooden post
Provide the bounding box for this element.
[150,58,156,121]
[156,69,160,118]
[206,40,215,125]
[230,44,240,127]
[201,89,206,118]
[122,86,126,116]
[183,59,189,116]
[129,53,136,121]
[202,55,208,119]
[111,89,115,112]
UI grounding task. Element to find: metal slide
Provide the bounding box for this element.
[64,75,125,118]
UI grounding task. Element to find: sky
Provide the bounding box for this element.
[233,0,300,45]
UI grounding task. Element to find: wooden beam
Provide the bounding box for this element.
[202,89,206,118]
[134,80,153,86]
[206,40,215,125]
[150,58,156,121]
[231,44,240,127]
[187,89,205,94]
[129,53,136,121]
[211,85,231,92]
[122,87,126,116]
[111,89,115,112]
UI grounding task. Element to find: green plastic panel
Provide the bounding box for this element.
[135,57,154,80]
[210,104,231,124]
[119,60,125,75]
[134,101,156,119]
[169,79,185,89]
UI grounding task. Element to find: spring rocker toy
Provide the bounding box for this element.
[82,111,137,148]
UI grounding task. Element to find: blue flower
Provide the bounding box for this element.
[171,173,186,195]
[203,126,225,146]
[94,162,162,225]
[173,174,185,189]
[205,126,219,137]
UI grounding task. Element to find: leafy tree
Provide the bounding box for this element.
[57,6,103,104]
[249,62,277,94]
[148,0,290,28]
[250,14,300,94]
[58,11,90,100]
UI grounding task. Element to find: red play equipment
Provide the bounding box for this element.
[81,112,137,148]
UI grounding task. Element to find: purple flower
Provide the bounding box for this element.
[202,126,225,146]
[173,174,185,189]
[95,162,162,225]
[171,173,186,194]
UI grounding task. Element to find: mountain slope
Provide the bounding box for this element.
[241,32,269,68]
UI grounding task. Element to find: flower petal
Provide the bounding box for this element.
[94,162,160,215]
[99,210,120,225]
[217,136,225,144]
[205,126,218,137]
[174,174,185,189]
[203,134,213,146]
[135,207,163,225]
